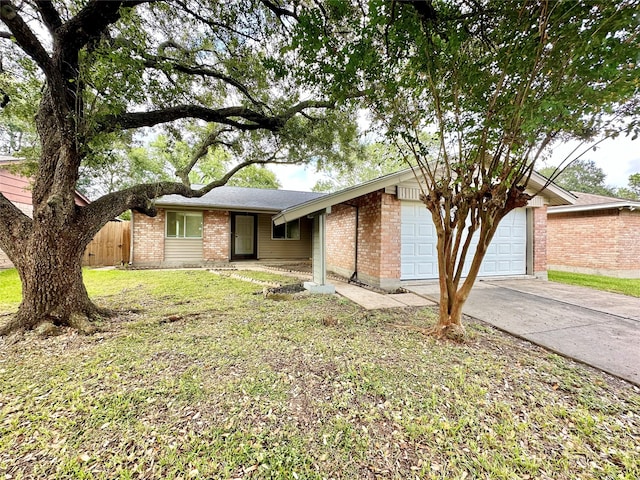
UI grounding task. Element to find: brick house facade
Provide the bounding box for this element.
[130,187,322,267]
[130,170,571,287]
[533,205,548,277]
[274,169,571,290]
[547,192,640,278]
[132,208,232,266]
[326,191,402,290]
[324,190,551,290]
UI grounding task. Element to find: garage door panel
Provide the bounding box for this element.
[418,244,433,256]
[401,224,414,236]
[401,202,527,280]
[498,244,512,254]
[418,225,432,236]
[402,244,415,256]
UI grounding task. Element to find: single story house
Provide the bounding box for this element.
[547,191,640,278]
[133,169,574,291]
[131,187,326,266]
[0,156,90,269]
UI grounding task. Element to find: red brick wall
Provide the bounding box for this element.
[203,210,229,262]
[326,191,401,289]
[618,210,640,274]
[532,206,547,276]
[547,208,640,277]
[380,193,401,284]
[132,209,165,265]
[325,204,357,277]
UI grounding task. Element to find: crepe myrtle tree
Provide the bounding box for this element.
[0,0,355,335]
[294,0,640,338]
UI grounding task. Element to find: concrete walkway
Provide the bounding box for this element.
[405,279,640,385]
[334,282,435,310]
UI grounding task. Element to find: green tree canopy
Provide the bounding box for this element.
[539,159,615,196]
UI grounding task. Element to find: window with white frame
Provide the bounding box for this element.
[166,211,203,238]
[272,219,300,240]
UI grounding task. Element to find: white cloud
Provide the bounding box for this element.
[270,136,640,192]
[269,164,322,192]
[545,136,640,188]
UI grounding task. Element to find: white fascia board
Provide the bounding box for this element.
[549,202,640,214]
[526,171,576,206]
[273,168,575,225]
[155,201,279,213]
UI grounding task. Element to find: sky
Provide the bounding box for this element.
[270,136,640,192]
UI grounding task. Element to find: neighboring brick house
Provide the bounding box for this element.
[547,192,640,278]
[0,156,90,268]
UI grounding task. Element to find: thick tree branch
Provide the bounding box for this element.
[81,154,293,230]
[97,100,334,134]
[0,0,51,72]
[140,54,266,107]
[176,127,234,184]
[57,0,150,55]
[0,192,32,259]
[260,0,298,20]
[98,106,281,132]
[34,0,62,33]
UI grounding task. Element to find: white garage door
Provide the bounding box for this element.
[401,202,527,280]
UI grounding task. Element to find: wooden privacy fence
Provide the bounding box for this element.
[83,221,131,267]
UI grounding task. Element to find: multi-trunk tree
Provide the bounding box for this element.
[0,0,355,335]
[295,0,640,338]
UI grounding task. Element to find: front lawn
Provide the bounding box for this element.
[1,270,638,479]
[549,270,640,298]
[0,268,145,312]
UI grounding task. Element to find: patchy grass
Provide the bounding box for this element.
[0,269,21,312]
[549,270,640,298]
[1,269,639,479]
[0,268,150,312]
[231,269,303,284]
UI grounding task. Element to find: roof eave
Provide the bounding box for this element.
[273,168,419,225]
[154,201,280,213]
[526,172,576,206]
[274,168,575,225]
[549,202,640,214]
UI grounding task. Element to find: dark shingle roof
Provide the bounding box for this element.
[548,190,640,214]
[570,191,631,205]
[155,186,326,212]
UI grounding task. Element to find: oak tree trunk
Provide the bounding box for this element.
[0,214,104,336]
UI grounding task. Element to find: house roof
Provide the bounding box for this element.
[155,186,326,213]
[274,168,575,225]
[548,191,640,214]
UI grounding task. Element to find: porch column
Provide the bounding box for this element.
[304,212,335,294]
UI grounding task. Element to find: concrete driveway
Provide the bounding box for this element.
[405,279,640,385]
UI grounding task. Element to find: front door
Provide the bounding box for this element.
[231,213,257,260]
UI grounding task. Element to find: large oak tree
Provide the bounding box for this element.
[0,0,353,334]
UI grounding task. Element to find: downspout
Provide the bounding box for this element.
[129,210,134,265]
[345,203,359,283]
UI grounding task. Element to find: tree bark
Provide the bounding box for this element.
[429,185,530,340]
[0,222,104,335]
